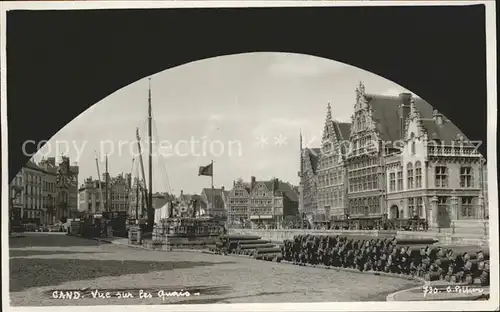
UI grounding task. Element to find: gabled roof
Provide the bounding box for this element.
[276,181,298,202]
[201,188,225,207]
[365,94,469,144]
[303,148,320,174]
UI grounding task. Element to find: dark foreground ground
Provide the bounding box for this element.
[9,233,419,306]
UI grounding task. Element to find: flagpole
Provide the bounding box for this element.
[211,160,214,217]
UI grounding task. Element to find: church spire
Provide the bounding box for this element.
[322,103,332,141]
[299,129,303,151]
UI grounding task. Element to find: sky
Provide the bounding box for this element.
[31,52,412,195]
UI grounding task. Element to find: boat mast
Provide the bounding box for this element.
[94,151,105,213]
[147,78,154,231]
[105,154,109,212]
[135,128,149,209]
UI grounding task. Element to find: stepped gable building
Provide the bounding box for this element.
[109,173,130,213]
[226,179,250,224]
[316,103,351,222]
[227,177,299,226]
[298,82,487,229]
[344,82,387,219]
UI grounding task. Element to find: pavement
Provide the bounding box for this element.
[8,232,420,306]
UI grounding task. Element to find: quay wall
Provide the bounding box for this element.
[228,229,489,247]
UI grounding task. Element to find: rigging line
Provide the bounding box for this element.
[151,115,173,194]
[154,115,173,193]
[152,119,172,195]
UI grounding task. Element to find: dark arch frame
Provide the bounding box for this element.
[6,5,487,181]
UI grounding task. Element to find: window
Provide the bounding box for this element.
[435,166,448,188]
[408,198,415,216]
[415,161,422,188]
[410,133,416,155]
[416,197,423,217]
[460,167,473,188]
[461,197,474,218]
[407,163,414,189]
[389,173,396,192]
[397,170,403,191]
[437,196,448,212]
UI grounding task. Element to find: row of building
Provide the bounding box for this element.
[77,172,300,227]
[299,82,488,229]
[10,156,80,225]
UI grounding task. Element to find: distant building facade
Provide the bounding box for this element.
[227,176,298,227]
[109,173,130,213]
[22,161,45,223]
[38,158,58,224]
[200,187,226,217]
[226,179,250,224]
[10,171,24,216]
[128,177,146,219]
[298,147,319,220]
[78,177,105,214]
[55,156,79,220]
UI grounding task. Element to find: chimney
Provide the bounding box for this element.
[399,93,412,140]
[433,109,444,125]
[251,176,256,189]
[180,190,184,199]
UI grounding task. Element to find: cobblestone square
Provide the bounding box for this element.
[9,233,419,306]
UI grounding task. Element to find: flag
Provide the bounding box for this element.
[198,163,213,176]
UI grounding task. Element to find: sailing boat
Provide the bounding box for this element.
[132,77,224,248]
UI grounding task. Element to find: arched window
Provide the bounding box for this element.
[361,115,366,129]
[407,162,414,189]
[415,161,422,188]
